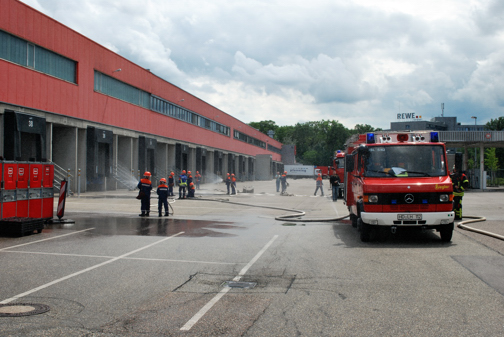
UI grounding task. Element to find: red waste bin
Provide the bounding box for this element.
[42,164,54,219]
[2,162,17,219]
[16,162,30,218]
[28,163,43,219]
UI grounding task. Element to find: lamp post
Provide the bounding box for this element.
[471,116,477,169]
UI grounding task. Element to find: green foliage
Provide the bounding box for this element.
[485,148,499,171]
[485,117,504,131]
[248,119,379,165]
[485,117,504,167]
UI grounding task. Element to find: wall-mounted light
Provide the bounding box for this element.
[113,68,121,73]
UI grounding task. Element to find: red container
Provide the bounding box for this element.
[28,163,43,219]
[42,164,54,219]
[2,162,17,219]
[16,163,30,218]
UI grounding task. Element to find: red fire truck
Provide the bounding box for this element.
[344,131,454,242]
[316,150,346,197]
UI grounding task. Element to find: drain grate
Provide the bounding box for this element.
[224,281,257,289]
[0,303,50,317]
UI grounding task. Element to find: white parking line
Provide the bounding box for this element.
[0,231,184,305]
[0,228,95,252]
[2,250,240,265]
[180,234,279,331]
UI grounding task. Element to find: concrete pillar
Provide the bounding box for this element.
[463,146,469,172]
[188,147,196,172]
[77,128,86,193]
[52,126,78,193]
[156,142,168,177]
[479,144,485,190]
[46,122,53,162]
[168,144,176,173]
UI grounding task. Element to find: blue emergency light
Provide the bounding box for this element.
[430,132,439,142]
[366,133,375,144]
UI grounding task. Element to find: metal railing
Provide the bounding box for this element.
[53,162,73,195]
[440,131,504,143]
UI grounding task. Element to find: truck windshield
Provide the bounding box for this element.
[364,145,447,177]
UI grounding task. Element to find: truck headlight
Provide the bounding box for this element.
[440,194,449,202]
[368,195,378,203]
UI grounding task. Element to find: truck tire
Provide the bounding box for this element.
[351,214,358,228]
[357,218,371,242]
[439,223,454,242]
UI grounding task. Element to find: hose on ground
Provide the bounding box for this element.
[457,215,504,241]
[184,197,350,223]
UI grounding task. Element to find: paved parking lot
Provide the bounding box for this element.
[1,179,503,336]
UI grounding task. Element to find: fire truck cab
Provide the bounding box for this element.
[344,131,455,242]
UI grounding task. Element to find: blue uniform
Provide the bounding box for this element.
[225,175,231,194]
[137,178,152,215]
[168,175,175,196]
[179,174,188,199]
[157,183,169,215]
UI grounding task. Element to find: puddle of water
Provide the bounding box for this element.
[45,217,240,238]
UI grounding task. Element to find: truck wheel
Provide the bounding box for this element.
[440,223,454,242]
[357,218,371,242]
[351,214,357,228]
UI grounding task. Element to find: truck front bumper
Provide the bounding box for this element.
[361,211,455,226]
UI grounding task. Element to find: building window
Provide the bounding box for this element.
[233,130,266,149]
[150,95,230,136]
[94,70,150,109]
[0,29,77,83]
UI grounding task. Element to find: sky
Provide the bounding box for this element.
[20,0,504,130]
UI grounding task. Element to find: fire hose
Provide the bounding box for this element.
[171,197,503,240]
[457,215,504,241]
[176,197,349,222]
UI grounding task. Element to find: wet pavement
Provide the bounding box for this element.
[47,217,240,238]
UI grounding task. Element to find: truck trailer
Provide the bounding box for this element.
[344,131,455,242]
[284,165,317,179]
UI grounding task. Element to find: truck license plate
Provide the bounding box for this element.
[397,214,422,220]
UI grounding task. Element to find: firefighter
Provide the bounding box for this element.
[280,171,288,194]
[188,182,196,198]
[168,172,175,196]
[187,171,193,186]
[137,171,153,216]
[452,169,469,220]
[314,173,324,196]
[231,173,237,195]
[195,171,202,189]
[178,170,188,199]
[225,173,231,195]
[329,172,340,201]
[157,178,169,216]
[275,171,281,192]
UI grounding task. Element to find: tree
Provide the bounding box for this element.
[249,119,380,166]
[486,117,504,131]
[485,117,504,169]
[248,120,278,137]
[485,148,500,186]
[352,124,377,135]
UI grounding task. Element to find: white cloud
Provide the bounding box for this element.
[19,0,504,129]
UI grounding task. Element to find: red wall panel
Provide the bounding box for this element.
[0,0,283,161]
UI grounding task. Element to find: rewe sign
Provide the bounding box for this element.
[397,113,421,120]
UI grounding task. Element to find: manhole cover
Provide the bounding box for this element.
[0,303,50,317]
[224,281,257,289]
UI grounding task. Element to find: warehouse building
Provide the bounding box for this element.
[0,0,284,193]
